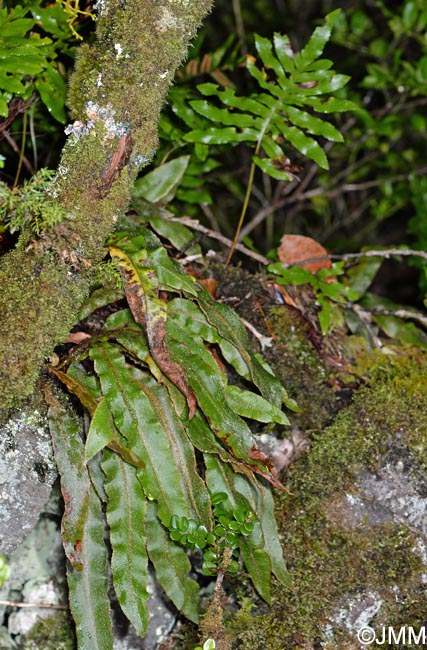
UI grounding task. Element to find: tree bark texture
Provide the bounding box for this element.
[0,0,213,409]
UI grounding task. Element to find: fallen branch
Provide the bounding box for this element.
[370,308,427,329]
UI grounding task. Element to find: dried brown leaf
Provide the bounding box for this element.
[278,234,331,273]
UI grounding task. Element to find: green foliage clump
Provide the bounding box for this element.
[0,168,67,236]
[47,222,290,649]
[269,253,427,347]
[153,9,355,218]
[43,13,396,648]
[269,260,359,334]
[318,0,427,296]
[169,492,256,576]
[0,1,88,123]
[184,10,355,176]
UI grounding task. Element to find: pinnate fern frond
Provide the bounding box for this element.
[185,10,357,177]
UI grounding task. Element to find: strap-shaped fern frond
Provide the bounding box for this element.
[184,10,357,177]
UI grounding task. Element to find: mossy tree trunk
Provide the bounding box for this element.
[0,0,213,411]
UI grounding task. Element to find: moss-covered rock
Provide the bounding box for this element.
[232,351,427,649]
[20,612,75,650]
[265,307,336,430]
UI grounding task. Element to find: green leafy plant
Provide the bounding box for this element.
[184,9,355,176]
[0,0,87,123]
[310,0,427,291]
[42,18,366,645]
[0,169,67,236]
[165,9,356,258]
[47,219,294,648]
[28,8,427,649]
[269,251,427,347]
[269,261,359,335]
[169,492,256,576]
[1,4,426,648]
[356,1,427,95]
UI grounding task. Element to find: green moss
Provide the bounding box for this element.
[233,516,427,649]
[265,307,335,429]
[68,0,213,160]
[0,248,91,410]
[21,612,75,650]
[232,351,427,649]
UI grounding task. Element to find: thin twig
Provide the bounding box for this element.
[200,203,221,234]
[395,517,427,542]
[13,109,27,188]
[241,317,273,350]
[172,216,269,264]
[226,103,279,264]
[328,168,427,195]
[3,130,35,177]
[281,248,427,268]
[0,599,68,610]
[209,546,234,615]
[29,100,38,172]
[345,303,383,348]
[226,156,257,265]
[240,165,427,240]
[232,0,247,56]
[174,220,427,273]
[371,308,427,329]
[0,96,35,136]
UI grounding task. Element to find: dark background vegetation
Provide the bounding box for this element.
[2,0,427,312]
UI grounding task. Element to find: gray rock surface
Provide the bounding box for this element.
[0,408,57,557]
[0,494,178,650]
